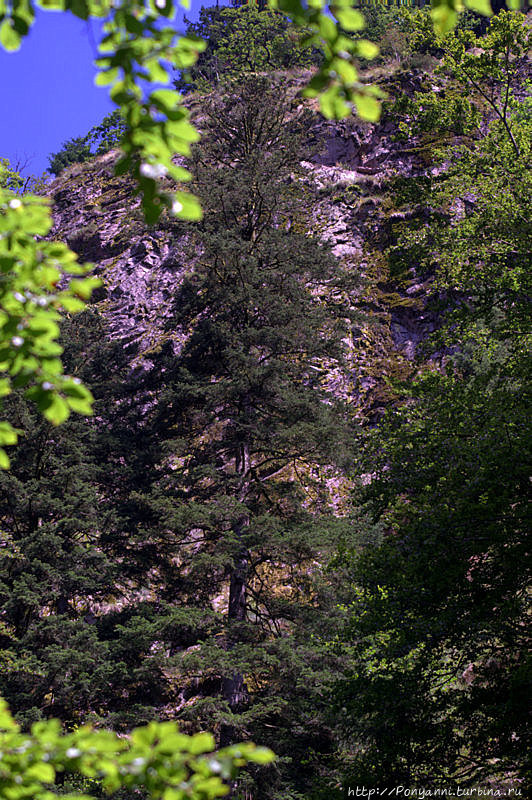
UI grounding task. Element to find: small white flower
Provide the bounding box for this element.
[9,198,22,209]
[42,382,54,391]
[140,162,167,179]
[72,377,82,385]
[172,200,183,215]
[36,297,49,307]
[13,292,25,303]
[155,0,166,8]
[11,336,24,348]
[66,748,81,759]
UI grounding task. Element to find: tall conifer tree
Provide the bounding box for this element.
[0,313,181,730]
[139,77,367,795]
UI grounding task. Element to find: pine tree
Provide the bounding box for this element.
[0,312,179,730]
[135,77,367,796]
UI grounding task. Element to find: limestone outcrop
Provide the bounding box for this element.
[47,69,441,416]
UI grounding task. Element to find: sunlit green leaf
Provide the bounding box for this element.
[187,731,215,754]
[25,762,55,783]
[465,0,492,14]
[42,394,70,425]
[0,19,22,51]
[0,421,20,446]
[0,448,10,469]
[318,14,337,41]
[172,191,202,221]
[69,277,101,300]
[95,68,119,87]
[354,93,381,122]
[356,39,379,60]
[334,8,365,32]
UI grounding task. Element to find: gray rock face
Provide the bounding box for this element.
[48,79,436,408]
[48,152,190,352]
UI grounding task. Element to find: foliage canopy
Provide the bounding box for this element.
[330,14,531,788]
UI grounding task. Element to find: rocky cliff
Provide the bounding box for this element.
[47,68,440,417]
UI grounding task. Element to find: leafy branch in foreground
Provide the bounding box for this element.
[0,189,100,467]
[0,697,274,800]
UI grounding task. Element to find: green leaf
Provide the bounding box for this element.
[318,14,337,41]
[356,39,379,61]
[38,0,66,8]
[42,394,70,426]
[149,0,172,16]
[25,762,55,783]
[0,448,10,469]
[67,0,90,21]
[319,86,338,119]
[465,0,493,17]
[94,68,119,87]
[179,33,207,54]
[150,88,180,112]
[162,790,184,800]
[131,723,159,747]
[156,731,193,753]
[27,314,60,339]
[59,295,86,312]
[167,118,200,144]
[0,421,19,446]
[334,8,365,33]
[124,13,144,36]
[465,0,492,14]
[333,58,357,85]
[69,277,101,300]
[166,164,192,182]
[431,6,459,36]
[274,0,304,18]
[0,19,22,51]
[188,732,215,754]
[63,381,94,415]
[145,58,170,84]
[171,191,202,221]
[30,718,61,741]
[354,93,381,122]
[246,747,275,765]
[302,71,330,98]
[0,698,18,728]
[319,87,351,120]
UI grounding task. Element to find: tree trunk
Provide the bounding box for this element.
[221,545,248,711]
[220,439,251,748]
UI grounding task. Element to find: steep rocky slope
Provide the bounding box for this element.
[47,69,439,415]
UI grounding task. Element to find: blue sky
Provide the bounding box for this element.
[0,2,219,177]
